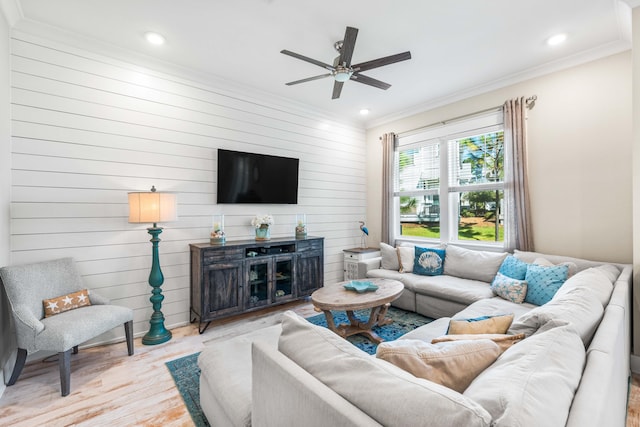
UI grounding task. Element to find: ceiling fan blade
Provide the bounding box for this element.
[285,74,332,86]
[350,73,391,90]
[280,50,335,71]
[338,26,359,67]
[332,81,344,99]
[352,51,412,73]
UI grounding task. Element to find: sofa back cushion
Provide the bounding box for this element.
[278,311,493,427]
[464,320,586,427]
[508,286,604,345]
[513,249,620,273]
[553,267,614,308]
[443,245,507,283]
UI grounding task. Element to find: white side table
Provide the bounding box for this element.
[343,247,381,280]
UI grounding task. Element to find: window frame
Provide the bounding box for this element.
[393,110,505,247]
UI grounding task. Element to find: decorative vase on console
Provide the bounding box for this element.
[252,214,273,241]
[210,214,226,245]
[295,213,307,239]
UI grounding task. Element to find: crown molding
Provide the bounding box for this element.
[623,0,640,9]
[0,0,22,27]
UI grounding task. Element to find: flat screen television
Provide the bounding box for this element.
[217,149,299,204]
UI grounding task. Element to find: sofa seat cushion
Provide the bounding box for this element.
[403,274,494,305]
[453,297,535,321]
[399,317,451,342]
[367,268,405,282]
[278,311,493,427]
[464,320,586,427]
[198,324,282,427]
[508,286,604,345]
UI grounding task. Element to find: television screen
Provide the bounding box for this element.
[217,149,299,204]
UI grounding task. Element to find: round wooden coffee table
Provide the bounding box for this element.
[311,278,404,343]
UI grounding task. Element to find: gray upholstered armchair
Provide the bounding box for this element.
[0,257,134,396]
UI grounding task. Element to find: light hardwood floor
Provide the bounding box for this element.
[0,302,638,426]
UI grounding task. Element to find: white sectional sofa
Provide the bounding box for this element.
[198,245,632,427]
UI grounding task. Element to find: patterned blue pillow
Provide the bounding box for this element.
[413,246,445,276]
[498,255,529,280]
[524,264,569,305]
[491,272,528,304]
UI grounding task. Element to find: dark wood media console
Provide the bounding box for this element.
[189,236,324,333]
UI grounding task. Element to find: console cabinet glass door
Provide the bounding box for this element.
[246,258,272,308]
[274,254,295,303]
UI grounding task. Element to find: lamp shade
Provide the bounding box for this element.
[128,188,177,224]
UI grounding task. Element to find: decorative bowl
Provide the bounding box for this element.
[343,280,378,293]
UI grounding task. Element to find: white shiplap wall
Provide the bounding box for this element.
[9,31,367,344]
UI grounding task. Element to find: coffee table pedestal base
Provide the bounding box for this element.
[321,303,392,344]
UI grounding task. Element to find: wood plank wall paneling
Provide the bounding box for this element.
[9,33,367,345]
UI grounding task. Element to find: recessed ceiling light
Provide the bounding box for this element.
[547,33,567,46]
[145,32,166,46]
[359,109,370,115]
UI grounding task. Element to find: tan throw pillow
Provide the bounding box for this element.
[431,333,526,353]
[376,339,501,393]
[43,289,91,317]
[448,314,514,335]
[397,246,415,273]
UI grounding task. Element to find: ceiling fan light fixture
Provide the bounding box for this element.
[333,70,353,82]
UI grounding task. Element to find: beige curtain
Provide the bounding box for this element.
[503,97,534,251]
[381,133,397,244]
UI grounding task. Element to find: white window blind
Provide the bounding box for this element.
[393,109,505,245]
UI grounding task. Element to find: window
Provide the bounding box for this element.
[394,111,504,245]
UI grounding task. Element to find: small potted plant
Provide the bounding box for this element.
[251,214,274,241]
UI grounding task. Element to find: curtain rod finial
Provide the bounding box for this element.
[526,95,537,109]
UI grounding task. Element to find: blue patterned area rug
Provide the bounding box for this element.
[306,306,433,355]
[165,352,210,427]
[166,307,432,426]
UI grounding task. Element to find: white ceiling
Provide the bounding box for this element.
[8,0,633,126]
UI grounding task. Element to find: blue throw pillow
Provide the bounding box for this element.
[413,246,445,276]
[524,264,569,305]
[498,255,529,280]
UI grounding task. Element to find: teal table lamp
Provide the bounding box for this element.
[128,186,177,345]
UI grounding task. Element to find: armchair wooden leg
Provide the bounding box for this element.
[59,349,71,397]
[7,348,27,386]
[72,345,78,355]
[124,320,134,356]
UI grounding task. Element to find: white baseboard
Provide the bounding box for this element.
[631,354,640,373]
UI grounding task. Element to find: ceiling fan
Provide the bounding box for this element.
[280,26,411,100]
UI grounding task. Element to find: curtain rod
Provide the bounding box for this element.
[381,95,537,140]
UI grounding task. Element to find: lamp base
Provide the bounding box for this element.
[142,328,172,345]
